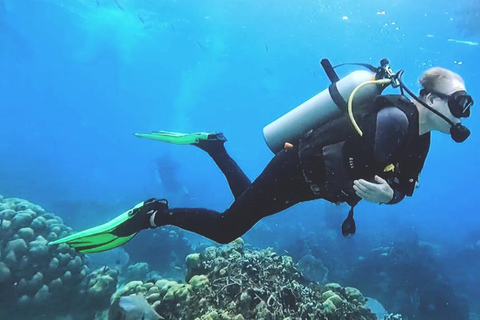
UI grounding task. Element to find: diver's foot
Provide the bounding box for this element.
[142,198,169,229]
[112,198,169,236]
[195,132,227,154]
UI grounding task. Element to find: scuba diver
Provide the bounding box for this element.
[49,60,474,253]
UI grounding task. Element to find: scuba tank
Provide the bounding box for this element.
[263,59,394,153]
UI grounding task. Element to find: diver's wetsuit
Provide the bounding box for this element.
[153,95,431,243]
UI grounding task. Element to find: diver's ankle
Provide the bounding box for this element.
[146,199,169,229]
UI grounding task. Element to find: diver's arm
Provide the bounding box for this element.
[353,175,395,203]
[384,178,406,204]
[355,107,409,204]
[375,107,409,204]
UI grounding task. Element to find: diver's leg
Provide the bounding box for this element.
[154,148,318,243]
[197,137,251,200]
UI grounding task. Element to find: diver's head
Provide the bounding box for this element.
[417,67,474,141]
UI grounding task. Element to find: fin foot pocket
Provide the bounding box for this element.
[48,198,169,253]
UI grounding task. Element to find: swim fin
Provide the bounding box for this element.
[134,131,226,145]
[48,199,168,253]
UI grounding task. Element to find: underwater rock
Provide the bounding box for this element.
[30,216,47,231]
[67,255,83,273]
[0,262,11,282]
[17,227,35,241]
[85,267,119,309]
[109,295,161,320]
[125,262,150,282]
[29,240,49,259]
[297,254,329,283]
[33,284,50,304]
[12,212,34,229]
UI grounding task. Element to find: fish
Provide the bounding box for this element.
[137,14,145,24]
[265,44,268,52]
[261,66,274,75]
[114,0,124,11]
[196,41,205,50]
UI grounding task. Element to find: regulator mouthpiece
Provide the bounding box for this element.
[450,123,471,143]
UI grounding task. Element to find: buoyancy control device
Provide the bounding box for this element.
[262,58,472,237]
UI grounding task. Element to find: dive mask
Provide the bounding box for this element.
[430,90,474,118]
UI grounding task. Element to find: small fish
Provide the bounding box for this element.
[196,41,205,50]
[174,266,182,270]
[95,0,100,7]
[170,23,177,33]
[137,14,145,24]
[114,0,124,11]
[261,66,274,75]
[265,44,268,52]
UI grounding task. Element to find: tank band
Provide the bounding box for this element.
[328,83,348,113]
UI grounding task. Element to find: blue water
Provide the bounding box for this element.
[1,0,479,318]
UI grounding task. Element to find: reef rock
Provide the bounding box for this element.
[0,196,118,318]
[113,239,376,320]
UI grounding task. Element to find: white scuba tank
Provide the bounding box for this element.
[263,70,385,153]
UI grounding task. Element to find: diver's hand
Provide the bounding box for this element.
[353,175,394,204]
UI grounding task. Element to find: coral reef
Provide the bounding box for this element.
[123,262,150,282]
[383,314,402,320]
[0,196,117,319]
[84,266,119,310]
[124,225,192,278]
[113,238,376,320]
[346,238,469,320]
[297,254,329,284]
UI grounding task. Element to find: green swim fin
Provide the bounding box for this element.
[48,199,168,254]
[134,131,225,145]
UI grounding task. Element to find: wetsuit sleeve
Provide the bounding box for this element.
[373,107,409,204]
[385,178,406,204]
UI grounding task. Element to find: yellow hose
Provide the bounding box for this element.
[348,79,392,136]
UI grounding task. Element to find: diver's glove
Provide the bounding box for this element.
[111,198,169,237]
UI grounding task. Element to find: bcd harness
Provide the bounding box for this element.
[301,59,432,236]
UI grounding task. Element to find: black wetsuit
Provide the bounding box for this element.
[154,95,431,243]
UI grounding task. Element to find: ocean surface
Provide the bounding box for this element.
[1,0,479,319]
